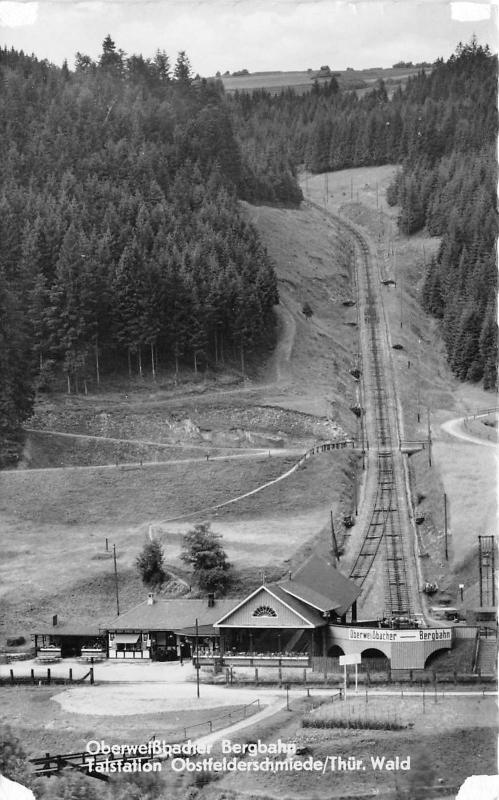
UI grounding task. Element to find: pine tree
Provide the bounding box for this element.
[180,523,232,594]
[136,538,167,586]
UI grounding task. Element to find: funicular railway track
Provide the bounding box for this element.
[306,200,415,619]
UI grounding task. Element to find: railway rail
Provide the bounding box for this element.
[306,200,415,620]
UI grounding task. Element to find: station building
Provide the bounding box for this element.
[32,552,457,670]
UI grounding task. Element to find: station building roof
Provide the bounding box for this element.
[280,551,362,616]
[104,597,239,632]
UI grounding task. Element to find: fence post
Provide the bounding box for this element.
[409,669,413,685]
[47,668,51,685]
[9,669,14,685]
[69,668,73,682]
[90,668,94,685]
[303,668,307,684]
[209,721,213,732]
[255,668,258,685]
[31,669,35,685]
[278,667,282,687]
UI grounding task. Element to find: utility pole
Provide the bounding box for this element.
[399,266,403,329]
[113,544,120,616]
[195,617,200,698]
[359,374,366,469]
[330,510,339,560]
[444,493,448,560]
[354,464,358,516]
[417,338,421,423]
[427,408,432,467]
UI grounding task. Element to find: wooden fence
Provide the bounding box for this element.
[0,667,94,686]
[30,699,262,782]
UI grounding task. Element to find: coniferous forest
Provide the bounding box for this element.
[0,39,288,463]
[0,36,496,464]
[229,38,497,388]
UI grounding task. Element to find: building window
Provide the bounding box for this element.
[252,605,277,618]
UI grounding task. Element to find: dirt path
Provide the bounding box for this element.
[23,427,287,454]
[193,698,287,748]
[263,299,296,385]
[441,417,497,449]
[8,427,304,476]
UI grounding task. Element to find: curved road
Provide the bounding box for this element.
[441,416,497,449]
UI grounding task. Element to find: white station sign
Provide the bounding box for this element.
[339,653,362,665]
[347,627,452,643]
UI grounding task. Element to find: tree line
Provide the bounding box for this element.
[0,39,283,464]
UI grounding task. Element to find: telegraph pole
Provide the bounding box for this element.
[399,266,403,329]
[444,493,448,560]
[330,510,339,560]
[113,544,120,616]
[427,408,432,467]
[417,338,421,423]
[354,464,358,516]
[195,617,200,698]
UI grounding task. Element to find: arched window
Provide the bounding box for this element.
[252,605,277,618]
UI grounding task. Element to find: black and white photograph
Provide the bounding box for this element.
[0,1,497,798]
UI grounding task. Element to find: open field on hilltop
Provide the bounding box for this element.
[220,66,422,94]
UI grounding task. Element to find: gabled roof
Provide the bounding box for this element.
[267,584,327,627]
[32,623,102,637]
[215,584,326,628]
[104,598,239,632]
[282,551,361,616]
[278,581,338,614]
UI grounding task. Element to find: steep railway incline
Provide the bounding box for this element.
[305,200,421,620]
